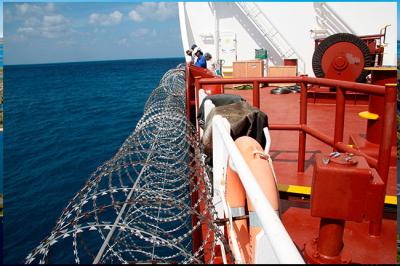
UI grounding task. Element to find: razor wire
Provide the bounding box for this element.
[25,65,234,264]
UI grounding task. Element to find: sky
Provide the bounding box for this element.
[4,2,184,65]
[2,1,399,64]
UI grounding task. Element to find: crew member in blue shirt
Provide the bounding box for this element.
[193,47,207,68]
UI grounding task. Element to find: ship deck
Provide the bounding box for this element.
[224,86,397,264]
[225,86,397,202]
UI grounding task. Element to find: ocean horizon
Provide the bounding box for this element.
[4,56,185,67]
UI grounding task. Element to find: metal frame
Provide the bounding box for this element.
[194,75,396,236]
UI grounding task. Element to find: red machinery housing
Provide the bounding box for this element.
[308,27,390,105]
[312,26,389,82]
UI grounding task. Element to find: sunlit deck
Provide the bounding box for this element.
[225,86,397,264]
[225,86,397,202]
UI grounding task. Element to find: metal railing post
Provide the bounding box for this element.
[194,76,201,112]
[369,84,397,236]
[186,64,192,121]
[253,81,260,108]
[298,75,308,172]
[333,86,346,149]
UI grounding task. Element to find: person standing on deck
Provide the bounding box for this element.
[193,47,207,68]
[204,52,215,72]
[185,44,198,64]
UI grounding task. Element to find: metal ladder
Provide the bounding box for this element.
[235,2,306,74]
[313,2,355,37]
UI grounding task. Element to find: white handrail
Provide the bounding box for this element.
[212,115,305,264]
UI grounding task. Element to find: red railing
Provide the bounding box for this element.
[193,74,396,235]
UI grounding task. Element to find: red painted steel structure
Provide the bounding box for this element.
[195,74,396,237]
[186,64,396,263]
[304,154,385,263]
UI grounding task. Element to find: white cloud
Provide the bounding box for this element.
[128,10,143,22]
[43,14,65,26]
[16,14,69,39]
[16,3,56,15]
[89,11,123,26]
[128,2,177,22]
[41,15,69,38]
[24,17,40,27]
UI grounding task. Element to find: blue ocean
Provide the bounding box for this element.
[0,42,3,192]
[398,40,400,57]
[0,43,3,66]
[3,57,184,263]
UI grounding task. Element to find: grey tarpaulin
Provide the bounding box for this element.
[197,94,245,130]
[202,101,269,160]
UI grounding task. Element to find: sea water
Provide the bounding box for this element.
[3,57,184,263]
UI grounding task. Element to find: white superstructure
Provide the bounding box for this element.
[178,2,397,76]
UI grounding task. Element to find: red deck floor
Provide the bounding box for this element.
[225,86,397,264]
[225,87,397,199]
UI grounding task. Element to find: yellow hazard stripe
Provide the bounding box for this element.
[278,184,311,195]
[384,195,397,205]
[277,184,397,205]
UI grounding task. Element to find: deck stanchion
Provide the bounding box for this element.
[370,84,397,236]
[377,84,397,188]
[194,76,202,135]
[333,86,346,150]
[317,218,345,259]
[298,76,308,172]
[194,76,201,113]
[186,65,192,121]
[253,81,260,108]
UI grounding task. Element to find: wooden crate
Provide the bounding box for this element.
[233,60,264,78]
[268,66,297,86]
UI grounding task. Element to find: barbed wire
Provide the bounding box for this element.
[25,65,233,264]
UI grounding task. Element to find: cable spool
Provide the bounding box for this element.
[312,33,371,82]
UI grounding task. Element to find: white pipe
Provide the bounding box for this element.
[212,115,305,264]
